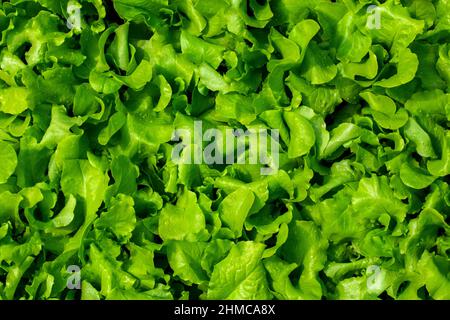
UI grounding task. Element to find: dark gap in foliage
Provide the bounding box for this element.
[417,285,431,300]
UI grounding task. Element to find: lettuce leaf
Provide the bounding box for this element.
[0,0,448,301]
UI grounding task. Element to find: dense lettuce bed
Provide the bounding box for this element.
[0,0,449,300]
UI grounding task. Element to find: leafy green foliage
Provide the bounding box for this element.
[0,0,449,300]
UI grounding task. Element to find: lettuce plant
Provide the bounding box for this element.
[0,0,449,300]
